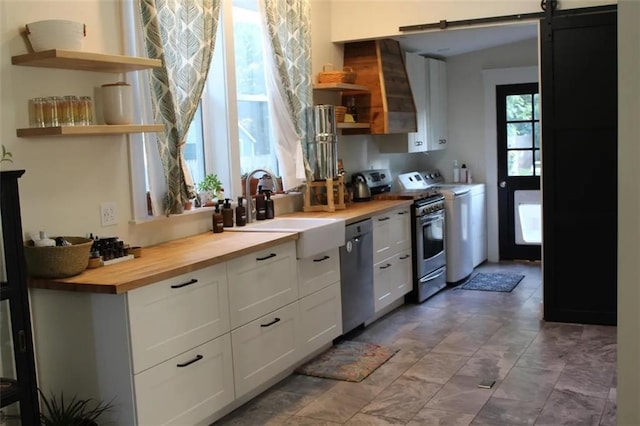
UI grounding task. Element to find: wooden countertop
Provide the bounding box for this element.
[28,199,411,295]
[28,232,298,295]
[278,199,413,224]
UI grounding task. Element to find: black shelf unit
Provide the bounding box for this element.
[1,170,40,424]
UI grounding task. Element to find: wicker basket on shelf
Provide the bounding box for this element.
[318,64,357,84]
[23,236,93,278]
[334,106,347,122]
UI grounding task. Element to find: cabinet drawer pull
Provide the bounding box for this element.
[171,278,198,289]
[415,140,423,146]
[313,255,330,262]
[176,354,203,368]
[378,216,390,222]
[380,263,392,269]
[400,254,410,260]
[398,211,408,215]
[256,253,277,261]
[260,317,281,327]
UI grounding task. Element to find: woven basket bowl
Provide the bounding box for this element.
[25,20,86,52]
[318,64,357,84]
[24,236,93,278]
[334,106,347,122]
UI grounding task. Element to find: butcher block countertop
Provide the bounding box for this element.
[28,231,299,295]
[279,199,413,224]
[28,199,411,294]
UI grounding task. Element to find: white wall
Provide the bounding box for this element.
[617,0,640,423]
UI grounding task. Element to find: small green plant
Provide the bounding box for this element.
[197,174,222,193]
[1,145,12,163]
[39,389,114,426]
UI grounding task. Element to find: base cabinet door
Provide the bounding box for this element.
[373,250,413,312]
[227,242,297,328]
[297,248,340,298]
[394,250,413,298]
[299,283,342,356]
[231,302,299,398]
[134,334,234,426]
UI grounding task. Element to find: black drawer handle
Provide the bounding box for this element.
[398,211,408,215]
[177,354,203,368]
[380,263,392,269]
[378,216,390,222]
[256,253,277,261]
[261,317,281,327]
[171,278,198,289]
[400,254,410,260]
[313,255,330,262]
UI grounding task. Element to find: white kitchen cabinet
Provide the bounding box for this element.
[373,249,412,312]
[373,207,411,264]
[134,334,234,426]
[231,301,299,398]
[127,263,230,374]
[469,184,487,267]
[376,54,448,153]
[299,283,342,355]
[372,207,413,313]
[297,248,340,298]
[227,241,297,328]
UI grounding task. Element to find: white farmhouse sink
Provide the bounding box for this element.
[229,217,345,258]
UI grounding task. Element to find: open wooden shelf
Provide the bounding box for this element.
[11,49,161,73]
[313,82,370,92]
[337,122,370,129]
[16,124,165,138]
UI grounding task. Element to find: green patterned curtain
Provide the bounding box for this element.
[260,0,313,190]
[139,0,221,214]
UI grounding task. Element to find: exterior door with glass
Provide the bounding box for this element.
[496,83,541,261]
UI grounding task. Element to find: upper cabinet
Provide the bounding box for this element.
[341,39,417,135]
[376,53,448,153]
[11,49,164,138]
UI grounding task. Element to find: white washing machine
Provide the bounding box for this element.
[437,185,474,284]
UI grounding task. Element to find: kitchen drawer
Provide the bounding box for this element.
[128,263,230,374]
[227,241,297,328]
[231,301,299,399]
[373,249,412,312]
[297,248,340,298]
[134,333,234,426]
[373,207,411,264]
[299,282,342,356]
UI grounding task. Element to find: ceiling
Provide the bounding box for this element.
[393,22,539,58]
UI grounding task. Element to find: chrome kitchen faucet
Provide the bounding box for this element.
[245,168,280,223]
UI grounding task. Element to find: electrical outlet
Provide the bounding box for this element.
[100,202,118,226]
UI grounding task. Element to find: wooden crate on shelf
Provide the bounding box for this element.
[303,176,345,212]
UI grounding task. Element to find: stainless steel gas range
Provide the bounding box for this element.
[395,172,447,302]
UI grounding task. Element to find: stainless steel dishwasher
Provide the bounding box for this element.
[340,218,374,335]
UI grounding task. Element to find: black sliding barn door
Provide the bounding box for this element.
[541,6,617,325]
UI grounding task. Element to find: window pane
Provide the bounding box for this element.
[233,1,278,176]
[534,122,540,149]
[508,150,534,176]
[535,149,541,176]
[507,123,532,148]
[184,104,205,186]
[533,93,540,120]
[506,94,532,121]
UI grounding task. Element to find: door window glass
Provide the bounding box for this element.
[505,93,540,176]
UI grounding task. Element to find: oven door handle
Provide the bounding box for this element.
[419,267,446,284]
[418,211,444,225]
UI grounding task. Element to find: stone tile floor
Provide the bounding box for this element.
[215,261,616,425]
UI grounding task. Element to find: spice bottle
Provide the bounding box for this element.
[265,190,274,219]
[212,204,224,233]
[222,198,234,227]
[236,196,247,226]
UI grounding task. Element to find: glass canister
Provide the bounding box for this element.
[29,97,46,128]
[44,96,61,127]
[77,96,94,126]
[61,95,79,126]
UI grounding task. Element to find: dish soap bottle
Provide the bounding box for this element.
[453,160,460,183]
[222,198,234,227]
[213,204,224,233]
[265,190,274,219]
[236,196,247,226]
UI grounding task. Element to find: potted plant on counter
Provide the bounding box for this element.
[197,174,223,207]
[38,389,114,426]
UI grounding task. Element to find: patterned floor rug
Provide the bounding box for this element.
[295,340,399,382]
[459,272,524,292]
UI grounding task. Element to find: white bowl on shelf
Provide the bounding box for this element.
[25,20,85,52]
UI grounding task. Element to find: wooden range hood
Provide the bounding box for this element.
[341,39,417,135]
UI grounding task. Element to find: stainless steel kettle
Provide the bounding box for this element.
[352,173,372,202]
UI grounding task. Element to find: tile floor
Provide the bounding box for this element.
[215,261,617,425]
